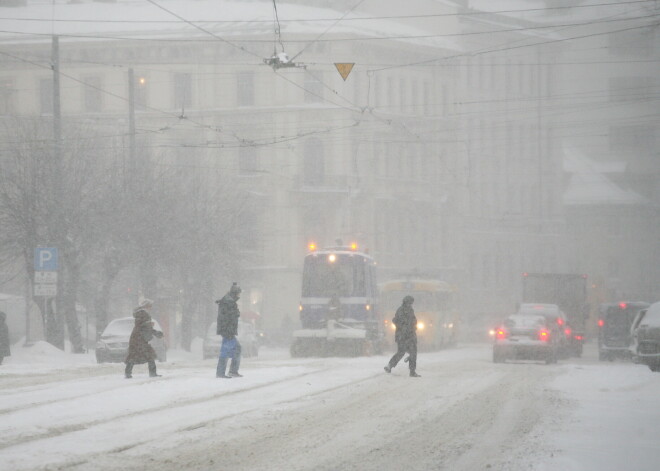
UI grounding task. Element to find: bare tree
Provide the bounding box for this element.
[0,118,112,351]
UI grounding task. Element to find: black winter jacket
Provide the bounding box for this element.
[216,294,240,339]
[393,304,417,343]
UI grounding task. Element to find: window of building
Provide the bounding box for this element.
[237,72,254,106]
[609,76,655,102]
[303,138,324,185]
[174,72,192,110]
[39,78,52,115]
[0,77,15,115]
[83,75,102,112]
[304,71,323,103]
[372,75,381,109]
[610,124,654,155]
[241,208,259,251]
[609,28,656,57]
[387,76,394,109]
[239,146,258,174]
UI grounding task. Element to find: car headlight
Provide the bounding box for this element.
[417,322,425,330]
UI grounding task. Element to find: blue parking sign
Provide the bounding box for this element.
[34,247,58,271]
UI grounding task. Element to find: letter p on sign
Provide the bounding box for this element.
[35,247,58,271]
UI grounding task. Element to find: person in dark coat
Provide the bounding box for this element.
[124,300,163,378]
[384,296,421,377]
[0,311,10,365]
[216,282,242,378]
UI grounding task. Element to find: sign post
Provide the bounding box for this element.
[33,248,59,343]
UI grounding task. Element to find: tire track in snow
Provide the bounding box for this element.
[0,366,333,453]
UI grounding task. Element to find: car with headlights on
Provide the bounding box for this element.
[202,320,259,359]
[96,316,167,363]
[493,314,558,364]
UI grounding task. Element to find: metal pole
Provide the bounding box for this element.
[52,35,61,158]
[128,68,135,163]
[24,274,32,346]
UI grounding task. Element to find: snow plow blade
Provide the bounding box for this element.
[290,320,372,357]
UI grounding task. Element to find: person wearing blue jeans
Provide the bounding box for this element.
[215,283,243,378]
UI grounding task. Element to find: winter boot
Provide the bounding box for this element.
[216,357,232,378]
[228,355,241,377]
[148,360,161,377]
[409,371,421,377]
[384,365,392,373]
[125,362,133,379]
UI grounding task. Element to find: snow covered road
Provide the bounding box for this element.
[1,342,658,471]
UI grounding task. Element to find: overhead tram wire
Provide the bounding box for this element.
[143,0,263,61]
[271,0,286,55]
[0,48,230,137]
[2,2,383,149]
[5,11,655,45]
[140,0,425,145]
[141,0,364,115]
[1,1,654,25]
[369,15,659,73]
[373,1,658,74]
[289,0,366,62]
[0,49,359,150]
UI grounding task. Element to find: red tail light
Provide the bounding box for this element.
[538,329,550,342]
[575,335,584,340]
[557,318,564,326]
[619,302,627,309]
[598,319,604,327]
[564,327,572,337]
[496,328,508,340]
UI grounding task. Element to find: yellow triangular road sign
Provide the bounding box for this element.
[335,63,355,81]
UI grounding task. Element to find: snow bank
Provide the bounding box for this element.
[539,362,660,471]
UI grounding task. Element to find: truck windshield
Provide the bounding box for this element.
[302,254,365,297]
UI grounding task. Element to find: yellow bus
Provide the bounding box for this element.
[380,279,459,350]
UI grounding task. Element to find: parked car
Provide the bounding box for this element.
[630,306,650,362]
[633,301,660,372]
[493,314,559,364]
[517,303,570,358]
[597,302,649,361]
[96,316,167,363]
[203,320,259,360]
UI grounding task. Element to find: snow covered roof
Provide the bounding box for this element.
[0,0,461,51]
[562,146,645,206]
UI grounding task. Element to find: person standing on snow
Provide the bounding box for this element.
[216,282,243,378]
[384,296,421,377]
[0,311,10,365]
[124,299,163,379]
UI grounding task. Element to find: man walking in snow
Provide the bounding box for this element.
[216,282,243,378]
[124,299,163,379]
[384,295,421,377]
